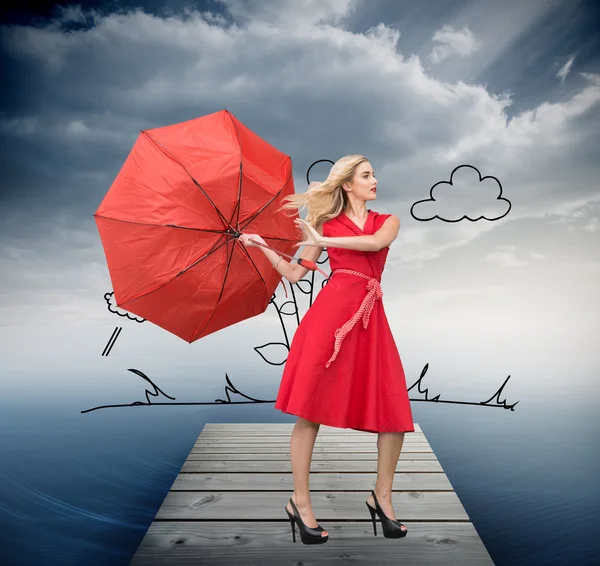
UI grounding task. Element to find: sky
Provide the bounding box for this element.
[0,0,599,406]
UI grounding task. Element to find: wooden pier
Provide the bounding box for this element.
[129,423,494,565]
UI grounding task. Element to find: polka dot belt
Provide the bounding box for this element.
[325,269,383,368]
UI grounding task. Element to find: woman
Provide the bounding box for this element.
[240,154,414,544]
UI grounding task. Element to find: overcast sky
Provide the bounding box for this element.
[0,0,598,403]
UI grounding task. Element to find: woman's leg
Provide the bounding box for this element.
[367,432,407,531]
[285,416,327,535]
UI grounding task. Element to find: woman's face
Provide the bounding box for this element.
[346,162,377,202]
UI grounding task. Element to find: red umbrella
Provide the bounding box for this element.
[94,109,320,343]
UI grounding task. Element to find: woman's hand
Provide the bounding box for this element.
[239,233,267,248]
[294,218,324,248]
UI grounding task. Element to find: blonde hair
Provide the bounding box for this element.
[277,154,370,228]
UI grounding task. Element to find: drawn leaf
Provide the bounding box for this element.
[254,342,289,365]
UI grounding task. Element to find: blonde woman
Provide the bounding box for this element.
[240,155,414,544]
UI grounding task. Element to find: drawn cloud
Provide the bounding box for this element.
[104,291,145,322]
[410,164,511,222]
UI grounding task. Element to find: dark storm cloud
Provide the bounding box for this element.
[0,0,597,325]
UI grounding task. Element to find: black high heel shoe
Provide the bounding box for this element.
[366,490,407,538]
[284,497,329,544]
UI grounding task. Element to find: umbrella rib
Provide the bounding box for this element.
[238,168,294,235]
[234,161,243,231]
[94,214,232,234]
[121,235,233,307]
[190,238,236,340]
[141,130,238,235]
[191,235,269,341]
[226,111,293,238]
[226,111,243,233]
[235,243,272,313]
[95,213,245,257]
[179,234,235,275]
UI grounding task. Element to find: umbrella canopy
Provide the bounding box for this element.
[94,109,298,343]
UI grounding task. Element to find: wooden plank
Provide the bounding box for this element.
[192,442,433,454]
[194,437,429,443]
[130,522,493,566]
[187,451,439,460]
[181,459,444,473]
[192,442,432,449]
[198,430,427,443]
[201,423,424,433]
[194,436,428,444]
[194,442,429,446]
[154,491,469,521]
[171,472,454,491]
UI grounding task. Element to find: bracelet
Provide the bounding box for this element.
[272,255,282,268]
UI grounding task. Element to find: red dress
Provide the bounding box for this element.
[274,210,415,433]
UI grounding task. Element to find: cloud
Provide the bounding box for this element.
[104,292,145,322]
[410,164,511,222]
[429,24,481,64]
[556,54,575,82]
[0,3,599,326]
[387,284,506,310]
[561,261,600,275]
[582,217,599,232]
[53,4,91,25]
[214,0,358,27]
[484,247,529,268]
[581,72,600,86]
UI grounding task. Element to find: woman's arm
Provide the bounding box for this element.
[259,223,325,284]
[321,234,379,252]
[259,245,298,282]
[321,215,400,252]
